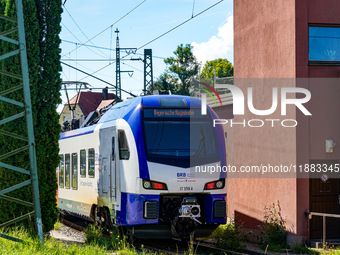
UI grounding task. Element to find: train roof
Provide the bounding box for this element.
[98,95,202,124]
[60,95,203,140]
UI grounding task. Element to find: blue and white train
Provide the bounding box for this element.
[57,95,227,239]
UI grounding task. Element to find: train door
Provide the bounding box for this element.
[102,157,109,193]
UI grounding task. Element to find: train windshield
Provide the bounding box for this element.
[143,108,220,168]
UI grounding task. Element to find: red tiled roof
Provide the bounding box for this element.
[97,99,115,111]
[67,91,116,116]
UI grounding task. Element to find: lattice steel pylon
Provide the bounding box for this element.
[143,49,153,94]
[0,0,43,244]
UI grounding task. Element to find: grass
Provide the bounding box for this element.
[53,220,62,231]
[0,227,137,255]
[291,244,321,254]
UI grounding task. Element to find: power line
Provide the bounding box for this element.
[78,62,115,82]
[63,0,147,57]
[62,39,116,51]
[122,62,143,73]
[61,22,107,58]
[63,6,108,58]
[67,1,224,88]
[61,61,137,97]
[192,0,196,17]
[62,39,166,59]
[136,0,224,51]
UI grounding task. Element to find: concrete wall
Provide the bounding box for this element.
[233,0,301,243]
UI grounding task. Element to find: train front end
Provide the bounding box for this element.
[118,95,227,239]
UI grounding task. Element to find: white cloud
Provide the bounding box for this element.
[191,15,233,65]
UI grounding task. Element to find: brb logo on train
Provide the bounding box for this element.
[200,82,312,128]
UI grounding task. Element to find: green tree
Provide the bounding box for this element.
[0,0,62,232]
[201,58,233,79]
[34,0,63,232]
[148,72,178,95]
[164,44,199,95]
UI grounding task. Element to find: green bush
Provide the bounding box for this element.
[258,201,287,252]
[210,220,250,252]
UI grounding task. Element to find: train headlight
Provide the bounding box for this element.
[204,179,225,190]
[143,180,151,189]
[142,179,168,190]
[216,180,223,189]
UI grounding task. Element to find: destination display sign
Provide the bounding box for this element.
[143,108,205,118]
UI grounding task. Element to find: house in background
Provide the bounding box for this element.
[59,90,116,126]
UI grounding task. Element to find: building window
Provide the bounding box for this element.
[59,155,64,188]
[72,153,78,190]
[65,154,70,188]
[80,150,86,177]
[309,26,340,62]
[118,130,130,160]
[88,149,95,178]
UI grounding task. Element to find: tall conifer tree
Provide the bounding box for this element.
[0,0,62,232]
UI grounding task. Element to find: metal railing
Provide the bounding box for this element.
[305,210,340,246]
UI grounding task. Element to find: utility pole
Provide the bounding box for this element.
[143,49,153,95]
[115,28,136,101]
[0,0,43,243]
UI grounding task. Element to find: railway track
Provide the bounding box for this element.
[194,240,248,255]
[58,214,251,254]
[136,238,249,255]
[59,213,92,232]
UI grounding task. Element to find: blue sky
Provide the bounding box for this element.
[60,0,233,110]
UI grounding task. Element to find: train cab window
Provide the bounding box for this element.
[88,149,95,178]
[72,153,78,190]
[80,150,86,177]
[118,130,130,160]
[59,155,64,188]
[65,154,70,188]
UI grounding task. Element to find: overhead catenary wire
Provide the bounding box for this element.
[67,1,224,89]
[63,6,109,58]
[61,22,107,58]
[136,0,224,51]
[61,1,223,98]
[62,40,166,59]
[78,62,115,82]
[62,0,147,57]
[61,61,137,97]
[192,0,196,17]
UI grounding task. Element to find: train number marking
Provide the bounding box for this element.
[180,187,193,191]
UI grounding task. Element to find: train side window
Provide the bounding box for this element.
[65,154,70,188]
[80,150,86,177]
[72,153,78,190]
[118,130,130,160]
[59,155,64,188]
[88,149,95,178]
